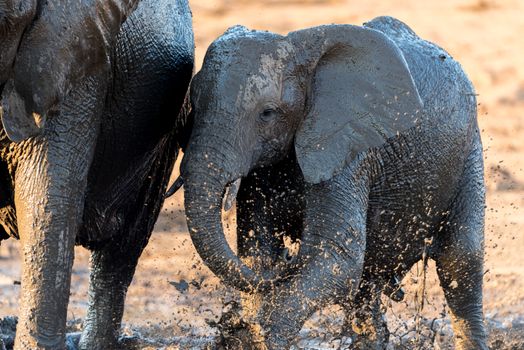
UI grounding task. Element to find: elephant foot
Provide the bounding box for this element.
[0,316,17,350]
[213,301,267,350]
[78,331,121,350]
[342,309,389,350]
[0,318,84,350]
[65,332,81,350]
[77,334,143,350]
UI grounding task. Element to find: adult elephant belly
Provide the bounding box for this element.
[78,135,178,248]
[361,126,468,283]
[77,0,193,248]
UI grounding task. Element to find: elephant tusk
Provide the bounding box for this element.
[165,176,184,198]
[384,275,405,302]
[223,178,241,211]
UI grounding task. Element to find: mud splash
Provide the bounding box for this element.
[2,314,524,349]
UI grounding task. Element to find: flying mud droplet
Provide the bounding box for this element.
[169,279,189,293]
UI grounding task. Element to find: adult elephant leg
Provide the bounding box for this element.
[434,142,488,350]
[13,79,102,349]
[78,243,138,350]
[79,238,147,350]
[79,137,178,350]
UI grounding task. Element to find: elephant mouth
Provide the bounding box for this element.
[166,175,241,212]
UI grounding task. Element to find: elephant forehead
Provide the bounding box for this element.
[235,41,294,108]
[260,41,294,78]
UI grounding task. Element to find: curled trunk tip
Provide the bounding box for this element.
[183,171,272,293]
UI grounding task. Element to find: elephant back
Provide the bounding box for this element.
[365,16,477,133]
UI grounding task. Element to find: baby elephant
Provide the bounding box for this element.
[178,16,487,349]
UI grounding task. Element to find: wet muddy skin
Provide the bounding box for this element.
[0,0,194,348]
[0,1,524,349]
[181,16,487,349]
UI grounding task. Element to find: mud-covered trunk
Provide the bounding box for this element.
[184,174,263,292]
[182,151,268,293]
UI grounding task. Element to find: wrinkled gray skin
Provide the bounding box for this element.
[0,0,194,348]
[181,17,486,349]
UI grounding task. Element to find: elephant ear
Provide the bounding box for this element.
[1,0,139,142]
[291,25,423,184]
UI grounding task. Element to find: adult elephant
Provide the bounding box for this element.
[0,0,194,348]
[178,17,486,349]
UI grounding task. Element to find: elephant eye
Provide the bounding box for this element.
[259,108,279,123]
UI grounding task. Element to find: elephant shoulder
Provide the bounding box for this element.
[363,16,472,87]
[363,16,445,65]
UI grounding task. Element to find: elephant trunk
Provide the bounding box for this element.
[182,144,269,293]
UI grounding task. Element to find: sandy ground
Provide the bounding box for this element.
[1,0,524,348]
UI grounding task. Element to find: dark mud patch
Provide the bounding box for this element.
[2,314,523,349]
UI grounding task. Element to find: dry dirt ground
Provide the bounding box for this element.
[1,0,524,349]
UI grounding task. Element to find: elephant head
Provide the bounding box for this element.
[0,0,139,142]
[181,24,423,292]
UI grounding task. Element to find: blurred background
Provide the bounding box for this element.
[1,0,523,348]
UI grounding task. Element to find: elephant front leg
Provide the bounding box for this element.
[220,163,304,348]
[15,191,78,350]
[342,279,389,350]
[12,81,102,349]
[256,249,365,349]
[14,141,96,349]
[256,171,369,348]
